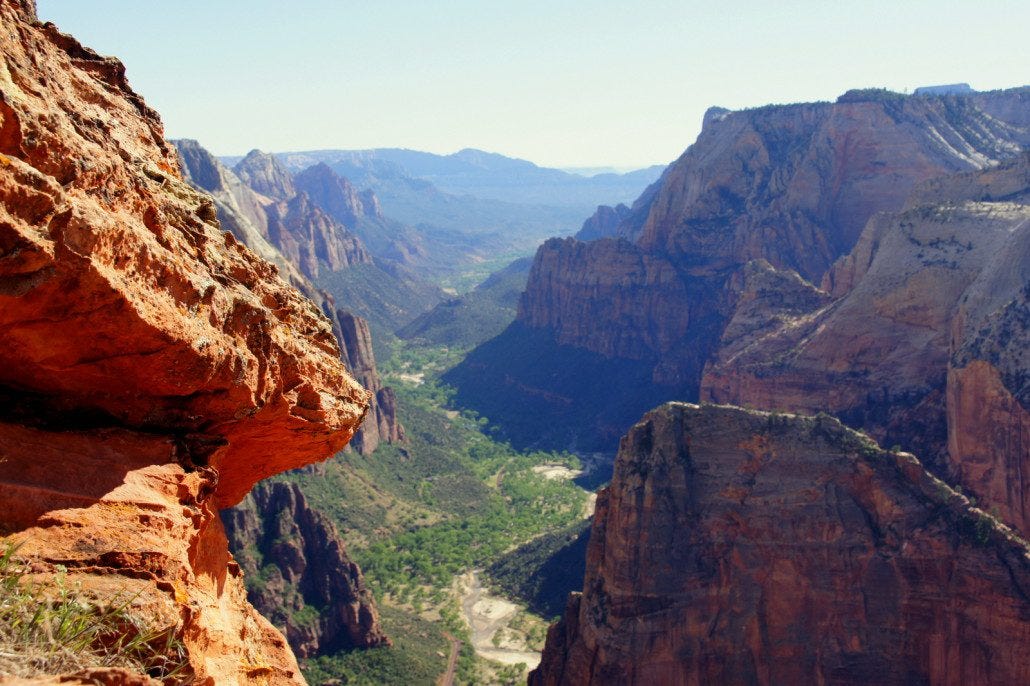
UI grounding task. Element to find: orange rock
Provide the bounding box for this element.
[0,2,372,683]
[701,155,1030,532]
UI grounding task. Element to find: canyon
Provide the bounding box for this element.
[449,88,1030,453]
[3,0,1029,683]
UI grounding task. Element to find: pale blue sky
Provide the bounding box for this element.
[36,0,1029,168]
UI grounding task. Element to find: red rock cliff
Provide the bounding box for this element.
[0,3,371,682]
[531,403,1030,686]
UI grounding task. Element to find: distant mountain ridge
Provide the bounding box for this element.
[238,147,664,209]
[220,148,664,268]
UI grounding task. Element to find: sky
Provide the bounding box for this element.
[35,0,1030,169]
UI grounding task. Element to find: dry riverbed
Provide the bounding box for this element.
[458,571,542,671]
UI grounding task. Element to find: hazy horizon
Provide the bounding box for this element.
[36,0,1030,168]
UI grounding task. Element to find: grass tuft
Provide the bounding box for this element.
[0,542,190,681]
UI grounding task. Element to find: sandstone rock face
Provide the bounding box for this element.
[531,403,1030,686]
[294,162,375,227]
[265,190,372,279]
[451,90,1030,451]
[0,3,373,682]
[222,481,389,658]
[336,310,405,455]
[292,161,432,269]
[702,155,1030,533]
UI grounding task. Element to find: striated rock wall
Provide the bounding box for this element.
[0,3,376,682]
[531,403,1030,686]
[222,481,389,658]
[293,162,375,227]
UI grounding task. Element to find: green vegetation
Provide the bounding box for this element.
[357,446,585,597]
[265,338,593,684]
[0,543,187,681]
[300,607,448,686]
[399,256,532,349]
[316,261,444,348]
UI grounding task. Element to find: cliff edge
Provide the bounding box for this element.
[0,2,371,683]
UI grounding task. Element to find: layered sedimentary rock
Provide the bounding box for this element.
[702,155,1030,533]
[234,148,298,201]
[292,161,434,269]
[449,89,1030,452]
[176,140,403,454]
[294,162,381,226]
[0,3,375,682]
[222,482,389,658]
[531,403,1030,686]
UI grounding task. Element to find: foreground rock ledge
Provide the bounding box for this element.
[531,403,1030,686]
[0,2,371,683]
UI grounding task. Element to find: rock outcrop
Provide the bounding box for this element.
[531,403,1030,686]
[292,161,434,270]
[448,89,1030,452]
[294,162,380,226]
[234,148,298,201]
[0,3,374,682]
[222,481,389,658]
[701,155,1030,534]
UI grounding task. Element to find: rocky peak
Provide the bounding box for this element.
[574,203,630,241]
[265,190,373,278]
[532,403,1030,685]
[235,148,298,201]
[294,162,367,226]
[701,105,730,127]
[635,92,1028,281]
